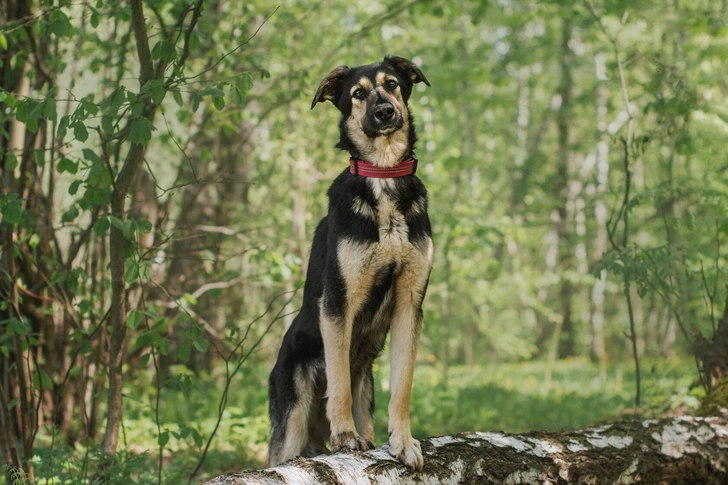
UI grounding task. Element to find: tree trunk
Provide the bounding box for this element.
[695,289,728,391]
[555,16,575,360]
[205,416,728,485]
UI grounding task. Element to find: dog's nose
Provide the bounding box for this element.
[374,103,395,122]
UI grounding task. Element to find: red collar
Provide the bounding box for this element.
[349,157,418,178]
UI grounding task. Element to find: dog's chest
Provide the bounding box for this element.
[369,178,409,257]
[338,177,428,291]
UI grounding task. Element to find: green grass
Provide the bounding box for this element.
[379,358,700,443]
[29,358,701,483]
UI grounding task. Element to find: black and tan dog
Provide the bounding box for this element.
[268,56,432,471]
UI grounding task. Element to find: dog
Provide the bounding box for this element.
[267,56,432,471]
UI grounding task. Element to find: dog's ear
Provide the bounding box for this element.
[311,65,350,109]
[384,56,430,87]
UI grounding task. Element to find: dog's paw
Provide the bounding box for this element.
[330,431,374,453]
[388,434,423,471]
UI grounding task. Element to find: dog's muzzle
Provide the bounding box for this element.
[364,102,403,137]
[374,103,396,123]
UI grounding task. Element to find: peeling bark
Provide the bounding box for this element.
[206,416,728,485]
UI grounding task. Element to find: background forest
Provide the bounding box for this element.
[1,0,727,483]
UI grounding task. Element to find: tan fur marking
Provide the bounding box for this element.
[338,182,432,287]
[407,195,427,218]
[386,235,431,471]
[351,77,373,95]
[352,196,376,220]
[352,375,374,442]
[320,306,357,438]
[336,239,377,317]
[275,367,313,464]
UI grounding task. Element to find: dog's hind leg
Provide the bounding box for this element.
[352,365,375,443]
[268,366,314,466]
[302,367,331,458]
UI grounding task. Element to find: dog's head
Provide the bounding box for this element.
[311,56,430,165]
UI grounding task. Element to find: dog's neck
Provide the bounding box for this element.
[337,114,418,168]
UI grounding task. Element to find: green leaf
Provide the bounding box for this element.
[57,157,78,174]
[128,117,155,145]
[136,219,153,234]
[68,180,82,196]
[61,206,79,223]
[176,341,192,363]
[159,339,170,356]
[229,85,243,106]
[1,194,23,225]
[212,95,225,111]
[158,430,169,448]
[34,150,45,168]
[193,339,208,352]
[201,86,225,97]
[57,116,69,138]
[150,80,165,104]
[240,73,254,93]
[125,260,140,284]
[3,91,16,108]
[40,371,53,389]
[93,216,110,236]
[102,114,114,134]
[27,233,39,249]
[151,41,177,62]
[126,310,142,329]
[5,152,17,172]
[191,91,201,112]
[49,10,75,38]
[11,318,30,335]
[16,100,41,133]
[43,97,57,121]
[82,148,100,164]
[0,34,7,51]
[80,340,92,356]
[110,87,126,111]
[172,89,183,107]
[73,122,89,142]
[110,216,125,231]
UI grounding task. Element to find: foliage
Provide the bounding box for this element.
[697,376,728,416]
[0,0,726,483]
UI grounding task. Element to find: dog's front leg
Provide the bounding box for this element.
[321,311,374,452]
[387,252,431,471]
[387,302,424,471]
[321,239,376,453]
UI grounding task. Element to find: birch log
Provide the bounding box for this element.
[205,416,728,484]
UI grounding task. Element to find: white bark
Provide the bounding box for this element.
[206,415,728,485]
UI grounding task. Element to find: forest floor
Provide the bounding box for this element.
[32,358,701,482]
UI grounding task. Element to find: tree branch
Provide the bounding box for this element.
[206,416,728,485]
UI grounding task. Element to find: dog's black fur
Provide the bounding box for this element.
[268,56,432,471]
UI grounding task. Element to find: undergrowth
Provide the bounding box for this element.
[24,358,699,484]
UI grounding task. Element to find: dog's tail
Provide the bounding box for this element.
[267,371,286,466]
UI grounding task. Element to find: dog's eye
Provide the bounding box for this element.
[385,80,398,91]
[352,88,366,100]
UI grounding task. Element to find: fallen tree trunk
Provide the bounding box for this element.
[206,415,728,484]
